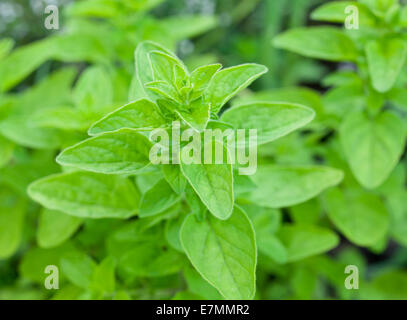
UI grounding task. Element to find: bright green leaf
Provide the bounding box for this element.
[180,206,257,300]
[28,171,140,219]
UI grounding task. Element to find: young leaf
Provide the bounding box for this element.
[88,99,166,135]
[340,110,406,189]
[249,165,344,208]
[139,179,181,217]
[131,41,177,101]
[145,80,181,103]
[149,50,186,85]
[57,128,153,175]
[180,206,257,300]
[175,98,210,132]
[180,141,234,220]
[221,102,315,145]
[324,188,389,247]
[37,209,83,249]
[205,64,268,113]
[273,27,358,62]
[277,224,339,262]
[190,63,222,98]
[365,38,407,93]
[28,171,140,219]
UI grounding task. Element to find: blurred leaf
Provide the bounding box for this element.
[365,38,407,93]
[37,209,83,249]
[249,165,343,208]
[324,188,389,247]
[273,27,358,62]
[340,110,406,189]
[277,224,339,262]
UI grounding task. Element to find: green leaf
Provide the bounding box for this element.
[90,257,116,295]
[184,184,208,219]
[30,107,89,130]
[340,110,406,189]
[0,38,14,60]
[57,128,153,175]
[324,188,389,246]
[146,80,181,103]
[28,171,140,219]
[175,98,210,132]
[361,271,407,300]
[221,102,315,146]
[139,179,180,217]
[162,164,187,194]
[60,251,96,288]
[184,266,223,300]
[190,64,222,98]
[233,87,323,117]
[73,66,113,112]
[273,27,358,62]
[277,224,339,262]
[0,188,25,259]
[0,39,53,91]
[159,15,218,40]
[180,141,234,220]
[19,244,78,283]
[88,99,166,135]
[131,41,176,101]
[119,243,184,278]
[205,64,268,113]
[388,87,407,111]
[365,38,407,93]
[37,209,83,249]
[165,213,186,252]
[311,1,376,26]
[0,68,76,149]
[149,50,186,85]
[0,135,14,168]
[249,165,344,208]
[180,206,257,300]
[257,234,287,264]
[359,0,399,17]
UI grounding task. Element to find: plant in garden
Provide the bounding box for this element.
[260,0,407,292]
[24,39,347,299]
[2,0,407,301]
[274,0,407,189]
